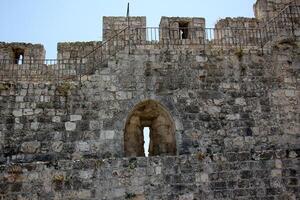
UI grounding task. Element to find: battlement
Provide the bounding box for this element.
[0,1,299,83]
[0,42,45,63]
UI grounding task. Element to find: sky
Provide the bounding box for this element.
[0,0,256,59]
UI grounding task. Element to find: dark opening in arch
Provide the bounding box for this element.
[124,100,176,157]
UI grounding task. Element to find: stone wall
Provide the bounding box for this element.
[159,17,206,45]
[57,41,102,61]
[0,1,299,199]
[0,151,299,199]
[213,18,261,47]
[0,42,45,62]
[0,39,299,164]
[254,0,299,21]
[103,17,146,41]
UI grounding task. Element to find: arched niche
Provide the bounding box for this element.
[124,100,176,157]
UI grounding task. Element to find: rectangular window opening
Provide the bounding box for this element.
[13,49,25,65]
[179,22,189,39]
[143,127,150,157]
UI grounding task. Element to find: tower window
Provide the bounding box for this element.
[13,49,25,64]
[179,22,189,39]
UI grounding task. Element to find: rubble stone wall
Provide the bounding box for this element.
[0,151,299,200]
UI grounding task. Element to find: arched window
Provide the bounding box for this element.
[124,100,176,157]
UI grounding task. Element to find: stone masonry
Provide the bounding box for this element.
[0,0,299,199]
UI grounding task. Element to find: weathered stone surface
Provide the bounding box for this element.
[65,122,76,131]
[70,115,82,121]
[0,1,299,199]
[21,141,41,153]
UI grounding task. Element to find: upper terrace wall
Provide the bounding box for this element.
[0,42,45,63]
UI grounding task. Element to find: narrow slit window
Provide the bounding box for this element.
[18,55,23,65]
[143,127,150,157]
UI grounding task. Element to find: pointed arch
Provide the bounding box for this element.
[124,100,176,157]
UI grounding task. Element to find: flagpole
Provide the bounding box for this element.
[127,2,131,54]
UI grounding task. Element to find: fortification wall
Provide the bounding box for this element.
[0,1,299,199]
[0,40,299,165]
[1,152,299,199]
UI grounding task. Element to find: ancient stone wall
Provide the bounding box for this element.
[0,40,299,164]
[159,17,206,45]
[213,18,262,47]
[57,41,102,61]
[0,151,299,200]
[103,17,146,41]
[0,42,45,62]
[254,0,299,21]
[0,1,299,199]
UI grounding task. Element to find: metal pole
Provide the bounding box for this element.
[127,2,131,54]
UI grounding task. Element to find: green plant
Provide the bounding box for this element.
[125,192,136,199]
[235,48,244,61]
[0,83,10,92]
[7,164,23,174]
[36,102,53,109]
[239,63,247,76]
[6,164,23,183]
[95,159,104,168]
[56,82,75,96]
[52,174,64,183]
[196,152,206,161]
[128,158,137,170]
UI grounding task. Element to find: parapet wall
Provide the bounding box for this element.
[215,18,260,29]
[103,16,146,41]
[57,41,102,60]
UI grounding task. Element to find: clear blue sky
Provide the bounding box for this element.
[0,0,256,59]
